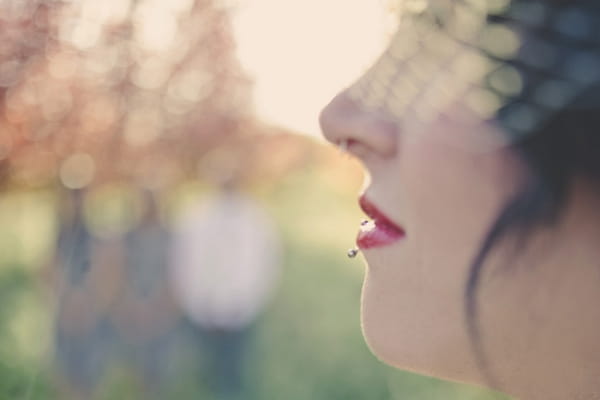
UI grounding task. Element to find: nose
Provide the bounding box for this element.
[319,91,398,159]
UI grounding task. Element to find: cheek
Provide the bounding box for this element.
[360,134,523,378]
[402,134,519,272]
[360,239,476,378]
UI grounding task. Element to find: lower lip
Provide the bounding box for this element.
[356,222,405,249]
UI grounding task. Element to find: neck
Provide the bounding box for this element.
[479,180,600,400]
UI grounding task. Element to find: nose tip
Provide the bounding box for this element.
[319,92,352,146]
[319,91,398,158]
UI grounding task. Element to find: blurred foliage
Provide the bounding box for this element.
[0,0,301,190]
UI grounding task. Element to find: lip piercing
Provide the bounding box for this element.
[361,220,369,226]
[347,248,360,258]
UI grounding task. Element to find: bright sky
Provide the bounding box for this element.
[232,0,392,137]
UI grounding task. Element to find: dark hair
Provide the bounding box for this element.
[464,85,600,378]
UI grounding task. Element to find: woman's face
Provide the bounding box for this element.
[320,7,600,399]
[319,30,531,384]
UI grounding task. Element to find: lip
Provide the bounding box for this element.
[357,195,406,250]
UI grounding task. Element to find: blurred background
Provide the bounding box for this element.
[0,0,508,399]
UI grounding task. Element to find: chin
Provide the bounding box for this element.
[359,272,417,371]
[360,267,481,385]
[360,312,437,379]
[359,249,426,368]
[361,306,482,388]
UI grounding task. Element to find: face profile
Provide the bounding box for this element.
[319,2,600,399]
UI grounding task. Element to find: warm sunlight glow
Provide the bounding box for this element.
[233,0,392,136]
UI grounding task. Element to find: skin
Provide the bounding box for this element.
[319,65,600,399]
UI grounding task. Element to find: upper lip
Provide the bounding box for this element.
[359,195,405,233]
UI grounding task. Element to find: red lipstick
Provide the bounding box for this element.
[357,196,406,249]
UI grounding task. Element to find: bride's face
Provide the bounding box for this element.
[319,28,529,383]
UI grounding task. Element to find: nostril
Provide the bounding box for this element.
[319,91,398,158]
[318,92,356,145]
